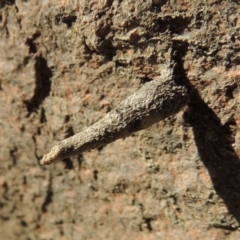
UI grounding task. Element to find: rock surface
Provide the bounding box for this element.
[0,0,240,239]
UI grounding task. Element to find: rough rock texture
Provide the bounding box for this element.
[0,0,240,239]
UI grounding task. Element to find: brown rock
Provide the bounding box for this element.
[1,0,240,239]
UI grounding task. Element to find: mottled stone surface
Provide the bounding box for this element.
[0,0,240,239]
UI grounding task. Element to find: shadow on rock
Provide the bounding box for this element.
[24,55,52,114]
[172,43,240,226]
[183,86,240,227]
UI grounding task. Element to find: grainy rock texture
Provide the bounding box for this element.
[0,0,240,239]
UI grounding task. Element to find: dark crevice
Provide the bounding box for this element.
[4,25,9,37]
[55,13,77,28]
[150,0,168,12]
[25,32,41,54]
[3,182,8,194]
[231,0,240,5]
[212,224,238,231]
[171,43,240,224]
[224,82,237,99]
[140,76,152,84]
[97,39,116,58]
[9,147,18,166]
[24,55,52,114]
[63,158,74,170]
[115,60,130,67]
[32,135,40,161]
[62,15,77,28]
[153,15,191,34]
[143,217,153,231]
[105,0,114,8]
[93,170,98,181]
[0,0,15,8]
[83,40,116,61]
[20,219,27,227]
[22,56,31,66]
[64,115,70,123]
[40,107,46,123]
[64,126,74,138]
[76,155,84,171]
[138,203,153,231]
[41,176,53,213]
